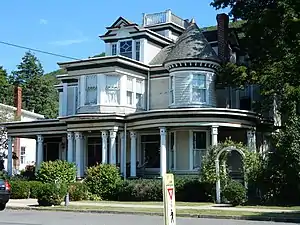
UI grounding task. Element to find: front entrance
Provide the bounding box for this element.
[87,137,102,167]
[140,134,160,168]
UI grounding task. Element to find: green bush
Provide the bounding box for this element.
[36,160,76,185]
[37,182,68,206]
[20,165,36,180]
[69,182,89,201]
[29,181,44,199]
[10,180,30,199]
[223,180,247,206]
[85,164,122,199]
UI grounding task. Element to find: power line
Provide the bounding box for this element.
[0,41,80,61]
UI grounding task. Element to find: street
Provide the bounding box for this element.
[0,210,296,225]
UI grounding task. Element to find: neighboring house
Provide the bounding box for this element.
[3,10,274,179]
[0,89,44,172]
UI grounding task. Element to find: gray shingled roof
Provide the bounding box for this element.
[164,22,219,63]
[149,44,174,65]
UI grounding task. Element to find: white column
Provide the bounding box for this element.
[160,127,167,177]
[75,132,82,178]
[7,136,13,176]
[211,126,219,146]
[67,132,74,163]
[36,135,44,171]
[101,131,108,164]
[247,130,256,151]
[120,132,125,176]
[109,130,117,165]
[130,131,137,177]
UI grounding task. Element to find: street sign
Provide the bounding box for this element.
[163,173,176,225]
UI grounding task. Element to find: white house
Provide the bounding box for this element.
[3,10,274,179]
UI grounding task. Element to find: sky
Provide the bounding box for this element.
[0,0,228,74]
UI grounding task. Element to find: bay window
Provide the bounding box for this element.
[85,75,97,105]
[106,75,120,104]
[192,131,207,170]
[120,40,132,58]
[191,73,206,103]
[136,79,144,109]
[127,77,134,105]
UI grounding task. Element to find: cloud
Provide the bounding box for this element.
[49,38,89,46]
[39,19,48,25]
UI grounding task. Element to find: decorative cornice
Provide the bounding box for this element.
[164,59,220,72]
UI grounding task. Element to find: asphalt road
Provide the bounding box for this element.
[0,210,296,225]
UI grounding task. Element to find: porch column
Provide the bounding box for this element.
[67,132,74,163]
[36,135,44,171]
[130,131,137,177]
[75,132,83,179]
[211,125,219,146]
[101,131,108,164]
[109,129,117,165]
[247,129,256,151]
[120,132,125,176]
[7,136,13,176]
[160,127,167,177]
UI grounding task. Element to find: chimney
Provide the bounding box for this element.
[13,86,22,170]
[216,13,229,62]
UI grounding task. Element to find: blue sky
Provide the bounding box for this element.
[0,0,228,74]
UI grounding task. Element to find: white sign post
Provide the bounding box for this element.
[163,173,176,225]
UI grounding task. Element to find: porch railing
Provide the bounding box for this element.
[143,10,188,28]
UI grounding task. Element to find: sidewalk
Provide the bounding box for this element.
[6,199,299,213]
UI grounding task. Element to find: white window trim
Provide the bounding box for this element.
[189,129,210,171]
[136,78,145,109]
[84,75,98,106]
[135,40,141,61]
[126,76,136,107]
[190,72,208,104]
[118,39,134,59]
[20,146,26,164]
[169,75,175,105]
[105,75,121,105]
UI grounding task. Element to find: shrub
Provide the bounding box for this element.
[36,160,76,185]
[10,180,30,199]
[29,181,44,199]
[85,164,122,199]
[37,182,67,206]
[223,180,247,206]
[69,182,89,201]
[21,165,36,180]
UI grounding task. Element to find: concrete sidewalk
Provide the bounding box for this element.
[6,199,299,213]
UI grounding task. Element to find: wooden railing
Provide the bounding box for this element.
[143,10,188,28]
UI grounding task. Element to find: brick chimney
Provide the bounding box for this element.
[216,13,229,62]
[13,86,22,169]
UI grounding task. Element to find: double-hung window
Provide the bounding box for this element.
[20,146,26,164]
[120,40,132,58]
[85,75,97,105]
[191,73,206,103]
[105,75,120,104]
[192,131,207,170]
[127,77,134,105]
[136,79,144,109]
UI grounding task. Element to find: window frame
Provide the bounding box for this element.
[20,146,26,164]
[190,73,207,104]
[126,76,134,106]
[119,40,133,59]
[135,40,141,61]
[135,78,145,109]
[111,43,117,56]
[85,75,98,106]
[105,75,120,105]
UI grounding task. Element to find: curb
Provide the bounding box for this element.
[6,206,300,223]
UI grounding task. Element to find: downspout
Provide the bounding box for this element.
[147,70,150,110]
[123,123,127,180]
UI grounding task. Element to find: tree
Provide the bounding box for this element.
[0,67,13,105]
[12,51,59,118]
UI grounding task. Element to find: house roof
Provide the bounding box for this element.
[163,21,220,64]
[0,103,44,120]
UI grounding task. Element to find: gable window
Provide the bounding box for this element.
[20,146,26,164]
[127,77,134,105]
[112,43,117,56]
[192,131,207,170]
[85,75,98,105]
[136,79,144,109]
[120,40,132,58]
[170,76,174,104]
[135,41,140,61]
[191,73,206,103]
[106,75,120,104]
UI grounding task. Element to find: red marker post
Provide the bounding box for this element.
[163,173,176,225]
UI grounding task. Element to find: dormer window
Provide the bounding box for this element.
[191,73,206,103]
[120,40,132,58]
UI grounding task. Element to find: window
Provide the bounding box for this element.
[192,131,207,169]
[85,75,98,105]
[20,146,26,164]
[106,75,120,104]
[191,74,206,103]
[135,41,140,61]
[170,76,174,104]
[112,43,117,55]
[141,135,160,168]
[120,40,132,58]
[136,79,144,109]
[127,77,134,105]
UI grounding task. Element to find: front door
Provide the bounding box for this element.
[87,137,102,167]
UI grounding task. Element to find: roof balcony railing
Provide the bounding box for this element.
[143,9,189,28]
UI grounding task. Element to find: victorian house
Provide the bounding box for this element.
[3,10,273,179]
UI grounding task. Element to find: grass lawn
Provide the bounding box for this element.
[237,205,300,211]
[79,201,213,207]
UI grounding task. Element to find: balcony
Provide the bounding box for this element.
[143,10,189,28]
